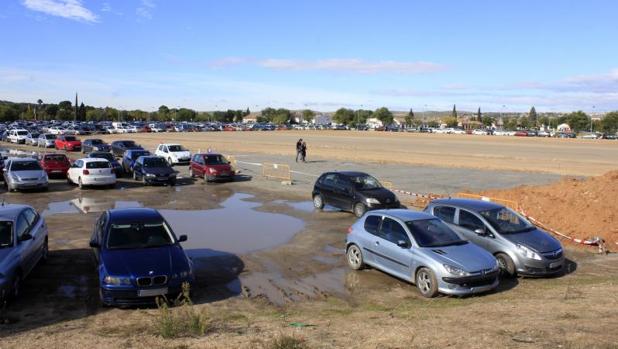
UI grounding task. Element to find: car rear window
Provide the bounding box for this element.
[143,157,168,167]
[91,153,114,161]
[0,221,13,247]
[11,161,42,171]
[131,151,149,160]
[65,136,77,141]
[91,139,103,144]
[433,206,456,224]
[17,130,28,135]
[204,155,227,165]
[44,155,68,162]
[45,134,56,139]
[86,161,110,169]
[364,215,381,235]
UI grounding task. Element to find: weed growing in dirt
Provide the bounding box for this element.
[154,283,209,338]
[267,334,308,349]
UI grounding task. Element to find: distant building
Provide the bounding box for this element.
[557,123,571,133]
[314,114,332,125]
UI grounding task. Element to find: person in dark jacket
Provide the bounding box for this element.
[300,141,307,162]
[295,138,303,162]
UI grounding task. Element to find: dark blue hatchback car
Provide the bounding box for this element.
[89,208,194,307]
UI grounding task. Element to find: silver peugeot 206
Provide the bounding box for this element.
[345,209,499,298]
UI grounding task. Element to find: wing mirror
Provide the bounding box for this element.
[19,233,33,242]
[178,235,188,242]
[397,240,409,248]
[474,228,491,237]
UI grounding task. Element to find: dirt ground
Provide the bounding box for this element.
[96,130,618,176]
[0,134,617,348]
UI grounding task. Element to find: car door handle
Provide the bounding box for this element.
[374,241,380,246]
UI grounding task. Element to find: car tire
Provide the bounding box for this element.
[11,272,22,299]
[353,202,367,218]
[416,267,439,298]
[189,167,194,178]
[142,175,147,186]
[78,177,84,189]
[496,253,516,278]
[346,244,364,270]
[133,171,138,181]
[313,194,324,210]
[41,237,49,263]
[168,157,173,166]
[169,179,176,186]
[67,175,72,185]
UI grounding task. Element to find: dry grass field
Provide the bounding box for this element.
[99,131,618,176]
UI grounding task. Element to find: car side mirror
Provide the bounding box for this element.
[19,233,33,242]
[178,235,188,242]
[474,228,492,237]
[89,241,100,248]
[397,240,409,248]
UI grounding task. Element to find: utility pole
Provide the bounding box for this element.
[74,93,78,122]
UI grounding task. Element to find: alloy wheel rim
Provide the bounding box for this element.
[418,271,431,293]
[314,196,322,208]
[348,247,360,267]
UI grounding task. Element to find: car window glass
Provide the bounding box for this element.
[433,206,456,224]
[381,218,410,244]
[0,221,13,247]
[364,215,381,236]
[459,210,485,231]
[23,208,38,226]
[322,174,336,186]
[15,213,29,239]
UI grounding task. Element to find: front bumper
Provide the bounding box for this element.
[100,286,183,306]
[144,175,176,184]
[12,179,48,190]
[172,158,190,165]
[65,145,81,151]
[439,270,500,295]
[366,201,401,210]
[517,256,565,277]
[206,171,235,181]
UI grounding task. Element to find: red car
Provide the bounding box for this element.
[40,153,71,177]
[55,135,82,151]
[189,153,235,182]
[514,131,528,137]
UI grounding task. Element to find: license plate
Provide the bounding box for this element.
[549,262,562,269]
[138,288,168,297]
[52,170,62,173]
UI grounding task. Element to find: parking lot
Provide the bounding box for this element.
[0,132,617,348]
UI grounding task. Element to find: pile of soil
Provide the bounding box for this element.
[478,171,618,249]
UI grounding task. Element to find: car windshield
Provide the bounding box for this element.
[349,174,382,190]
[0,221,13,248]
[44,155,68,162]
[130,151,149,160]
[86,161,110,169]
[107,222,174,249]
[90,139,103,144]
[143,157,168,168]
[479,207,535,234]
[168,145,186,152]
[65,136,77,141]
[45,134,56,139]
[91,153,113,161]
[204,155,227,165]
[17,130,28,135]
[122,141,136,147]
[11,161,42,171]
[405,219,467,248]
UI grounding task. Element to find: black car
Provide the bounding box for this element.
[312,171,400,217]
[88,151,123,176]
[82,138,111,153]
[132,156,177,186]
[111,140,143,157]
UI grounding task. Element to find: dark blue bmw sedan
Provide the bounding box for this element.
[89,208,194,307]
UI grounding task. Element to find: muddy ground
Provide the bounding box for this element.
[0,139,617,348]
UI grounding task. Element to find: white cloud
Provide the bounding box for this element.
[210,57,447,75]
[136,0,155,20]
[22,0,98,22]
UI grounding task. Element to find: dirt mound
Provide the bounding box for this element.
[479,170,618,249]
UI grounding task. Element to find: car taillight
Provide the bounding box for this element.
[347,226,353,234]
[83,169,90,175]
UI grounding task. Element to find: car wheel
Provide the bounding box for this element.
[78,177,84,189]
[41,237,49,263]
[133,171,138,181]
[495,253,516,278]
[11,273,22,299]
[346,244,364,270]
[67,175,72,185]
[313,194,324,210]
[142,175,147,186]
[416,267,439,298]
[189,167,194,178]
[168,157,173,166]
[353,202,367,217]
[168,179,176,186]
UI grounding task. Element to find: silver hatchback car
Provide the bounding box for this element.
[3,158,49,192]
[425,198,565,277]
[346,209,499,298]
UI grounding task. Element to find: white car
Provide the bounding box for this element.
[67,158,116,189]
[125,126,138,133]
[472,129,489,135]
[114,126,128,134]
[155,144,191,165]
[105,127,117,134]
[48,127,65,135]
[8,129,30,144]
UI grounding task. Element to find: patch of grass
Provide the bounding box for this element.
[154,283,210,339]
[267,334,308,349]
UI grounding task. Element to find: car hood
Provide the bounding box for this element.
[65,141,81,145]
[12,170,45,179]
[144,167,176,176]
[501,228,562,253]
[357,187,397,203]
[93,144,111,151]
[422,242,496,272]
[101,245,189,278]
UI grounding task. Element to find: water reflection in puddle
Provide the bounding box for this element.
[272,200,339,213]
[43,198,142,216]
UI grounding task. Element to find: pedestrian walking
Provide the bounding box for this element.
[301,140,307,162]
[295,138,303,162]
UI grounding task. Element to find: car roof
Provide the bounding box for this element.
[79,157,109,163]
[430,198,504,211]
[0,204,31,219]
[195,153,223,157]
[7,157,38,163]
[139,155,164,160]
[368,209,435,221]
[43,153,67,158]
[107,208,163,225]
[323,171,369,177]
[160,143,180,146]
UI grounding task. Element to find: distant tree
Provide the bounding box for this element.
[452,104,457,119]
[234,110,245,123]
[105,107,119,121]
[0,104,19,121]
[355,109,373,125]
[56,108,72,120]
[477,107,482,122]
[176,108,197,121]
[302,109,315,123]
[481,116,493,127]
[260,108,290,124]
[373,107,394,125]
[528,106,538,127]
[244,108,250,116]
[78,102,86,121]
[58,100,72,111]
[564,111,590,132]
[158,105,170,119]
[443,116,458,128]
[518,117,529,129]
[45,104,59,118]
[333,108,355,125]
[538,116,549,128]
[601,111,618,134]
[405,108,414,127]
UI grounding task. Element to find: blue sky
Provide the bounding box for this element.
[1,0,617,112]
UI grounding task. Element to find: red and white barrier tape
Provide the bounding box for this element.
[392,189,443,199]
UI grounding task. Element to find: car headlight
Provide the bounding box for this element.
[10,173,19,181]
[39,173,48,180]
[443,264,470,276]
[516,244,542,260]
[208,168,216,173]
[146,173,156,177]
[366,198,380,205]
[103,276,132,285]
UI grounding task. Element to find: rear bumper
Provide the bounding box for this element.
[81,175,116,186]
[45,169,68,177]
